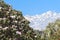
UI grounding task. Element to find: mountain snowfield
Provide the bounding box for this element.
[24,11,60,31]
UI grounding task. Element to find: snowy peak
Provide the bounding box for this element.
[24,11,60,31]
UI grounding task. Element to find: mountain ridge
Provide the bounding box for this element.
[25,11,60,31]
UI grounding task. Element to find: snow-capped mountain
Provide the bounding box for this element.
[24,11,60,31]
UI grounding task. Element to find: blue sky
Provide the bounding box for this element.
[4,0,60,15]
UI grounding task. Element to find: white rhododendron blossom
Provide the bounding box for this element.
[3,27,8,30]
[12,25,17,28]
[0,26,2,29]
[0,7,2,9]
[10,15,16,18]
[14,21,18,23]
[16,31,21,35]
[34,35,37,38]
[3,18,6,20]
[7,11,9,14]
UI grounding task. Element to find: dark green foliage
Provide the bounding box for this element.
[43,19,60,40]
[0,1,40,40]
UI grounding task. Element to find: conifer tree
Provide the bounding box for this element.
[44,19,60,40]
